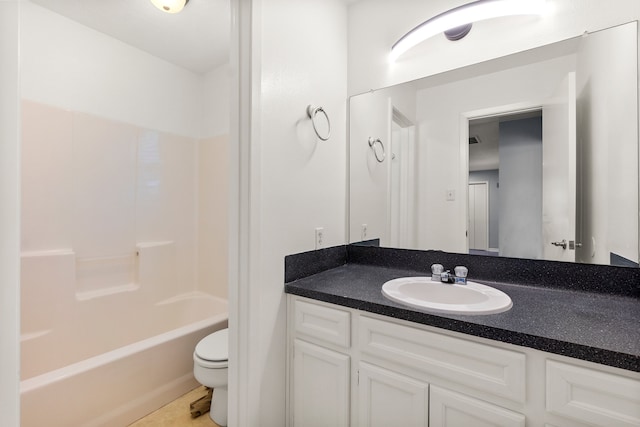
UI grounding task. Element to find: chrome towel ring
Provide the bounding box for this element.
[307,105,331,141]
[368,137,385,163]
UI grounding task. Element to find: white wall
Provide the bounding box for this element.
[203,64,231,138]
[0,1,21,424]
[348,0,640,96]
[235,0,348,425]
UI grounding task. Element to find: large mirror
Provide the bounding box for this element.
[349,22,639,267]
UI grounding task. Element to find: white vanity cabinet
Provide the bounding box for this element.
[286,295,640,427]
[290,298,352,427]
[357,314,526,427]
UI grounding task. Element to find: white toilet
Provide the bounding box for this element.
[193,328,228,426]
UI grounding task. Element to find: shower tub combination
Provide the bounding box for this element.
[20,245,228,427]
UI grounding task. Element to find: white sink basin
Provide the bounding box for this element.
[381,277,512,315]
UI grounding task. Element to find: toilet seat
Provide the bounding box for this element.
[194,328,228,368]
[194,354,227,369]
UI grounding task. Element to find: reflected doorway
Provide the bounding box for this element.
[389,107,416,249]
[468,110,543,258]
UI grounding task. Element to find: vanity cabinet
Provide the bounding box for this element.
[290,298,352,427]
[287,295,640,427]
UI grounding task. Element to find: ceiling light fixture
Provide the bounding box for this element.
[390,0,548,62]
[150,0,190,14]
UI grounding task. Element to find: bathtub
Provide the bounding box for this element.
[20,292,228,427]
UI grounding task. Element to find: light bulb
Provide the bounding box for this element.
[150,0,188,14]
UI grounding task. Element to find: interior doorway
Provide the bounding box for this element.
[468,110,543,258]
[389,107,416,249]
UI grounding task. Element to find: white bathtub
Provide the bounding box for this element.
[20,292,228,427]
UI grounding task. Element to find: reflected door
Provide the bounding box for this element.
[390,125,415,248]
[542,72,577,262]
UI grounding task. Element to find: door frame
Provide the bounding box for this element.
[387,103,416,249]
[460,101,543,253]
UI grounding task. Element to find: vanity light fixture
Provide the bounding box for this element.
[390,0,548,62]
[150,0,189,14]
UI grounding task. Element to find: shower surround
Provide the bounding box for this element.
[20,99,228,426]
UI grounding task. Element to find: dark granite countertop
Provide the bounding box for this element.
[285,245,640,372]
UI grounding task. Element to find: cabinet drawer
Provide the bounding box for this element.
[546,360,640,426]
[359,316,526,402]
[294,298,351,348]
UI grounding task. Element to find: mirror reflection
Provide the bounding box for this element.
[349,22,639,267]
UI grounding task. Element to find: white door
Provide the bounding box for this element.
[542,72,577,262]
[468,182,489,251]
[390,124,416,248]
[292,339,350,427]
[358,362,428,427]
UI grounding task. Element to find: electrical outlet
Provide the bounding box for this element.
[446,189,455,201]
[315,227,324,249]
[361,224,368,240]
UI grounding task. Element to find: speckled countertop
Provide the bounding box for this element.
[284,245,640,372]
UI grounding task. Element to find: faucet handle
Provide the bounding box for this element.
[454,266,468,284]
[431,264,443,281]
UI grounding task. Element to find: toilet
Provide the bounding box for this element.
[193,328,228,426]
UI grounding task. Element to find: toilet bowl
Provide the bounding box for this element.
[193,328,228,426]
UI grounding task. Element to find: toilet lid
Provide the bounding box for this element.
[195,328,228,362]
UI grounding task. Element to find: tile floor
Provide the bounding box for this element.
[128,386,220,427]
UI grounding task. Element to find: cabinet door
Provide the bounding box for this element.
[358,362,428,427]
[292,339,350,427]
[429,385,525,427]
[546,360,640,426]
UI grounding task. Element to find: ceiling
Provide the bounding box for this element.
[469,110,542,172]
[30,0,231,74]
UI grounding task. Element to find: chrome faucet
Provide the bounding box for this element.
[440,270,454,283]
[432,264,468,284]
